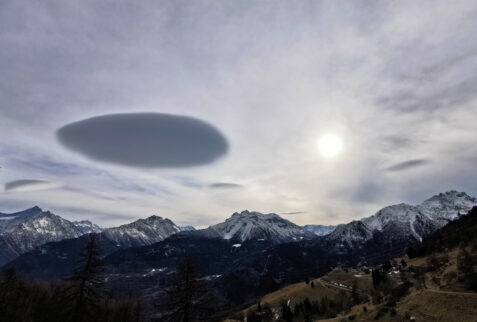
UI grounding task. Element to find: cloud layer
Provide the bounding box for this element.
[0,1,476,227]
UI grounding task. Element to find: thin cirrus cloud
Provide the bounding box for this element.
[5,179,63,193]
[56,113,229,168]
[385,159,431,172]
[208,183,243,189]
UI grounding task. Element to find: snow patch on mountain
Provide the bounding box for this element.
[102,215,181,247]
[73,220,103,234]
[303,225,336,236]
[179,226,196,232]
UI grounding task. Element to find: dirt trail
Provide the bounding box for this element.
[425,288,477,296]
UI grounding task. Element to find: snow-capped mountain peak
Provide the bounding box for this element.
[417,190,477,221]
[362,203,416,231]
[329,191,477,247]
[209,210,311,242]
[0,206,44,225]
[0,207,86,265]
[101,215,181,247]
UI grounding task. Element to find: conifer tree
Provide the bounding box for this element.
[62,234,104,322]
[280,299,293,322]
[159,253,210,321]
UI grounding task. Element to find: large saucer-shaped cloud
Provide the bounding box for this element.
[57,113,228,168]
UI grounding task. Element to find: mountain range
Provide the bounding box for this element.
[2,190,476,309]
[0,207,186,266]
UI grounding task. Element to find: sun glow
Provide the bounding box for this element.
[318,134,343,158]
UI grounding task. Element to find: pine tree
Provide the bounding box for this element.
[61,234,104,322]
[159,253,210,321]
[0,268,22,321]
[383,260,392,272]
[320,296,329,316]
[457,244,477,290]
[280,300,293,322]
[351,280,360,304]
[303,297,312,314]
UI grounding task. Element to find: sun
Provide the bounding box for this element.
[318,134,343,158]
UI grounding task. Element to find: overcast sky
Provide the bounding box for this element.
[1,0,477,228]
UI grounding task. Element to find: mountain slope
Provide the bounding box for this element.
[0,207,85,265]
[358,190,476,244]
[226,212,477,322]
[72,220,103,234]
[303,224,336,236]
[212,191,477,306]
[205,210,313,243]
[101,215,181,247]
[3,214,184,279]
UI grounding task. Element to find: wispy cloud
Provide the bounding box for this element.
[208,183,243,189]
[280,211,306,215]
[385,159,431,172]
[5,179,63,192]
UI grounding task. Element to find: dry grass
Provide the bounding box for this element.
[235,278,339,318]
[318,289,477,321]
[325,268,373,291]
[396,290,477,322]
[225,247,477,322]
[319,249,477,322]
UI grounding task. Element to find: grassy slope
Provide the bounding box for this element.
[236,278,339,317]
[224,249,477,322]
[324,290,477,322]
[322,250,477,322]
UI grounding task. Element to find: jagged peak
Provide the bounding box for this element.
[17,206,44,215]
[230,210,280,218]
[112,215,177,230]
[211,209,305,242]
[232,210,254,216]
[144,215,164,221]
[423,190,475,202]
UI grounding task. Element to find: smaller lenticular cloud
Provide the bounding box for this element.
[5,180,63,193]
[385,159,430,172]
[56,113,229,168]
[208,182,243,189]
[280,211,306,215]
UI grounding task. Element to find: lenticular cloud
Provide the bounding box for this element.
[57,113,228,168]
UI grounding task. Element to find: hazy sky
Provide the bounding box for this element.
[1,0,477,228]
